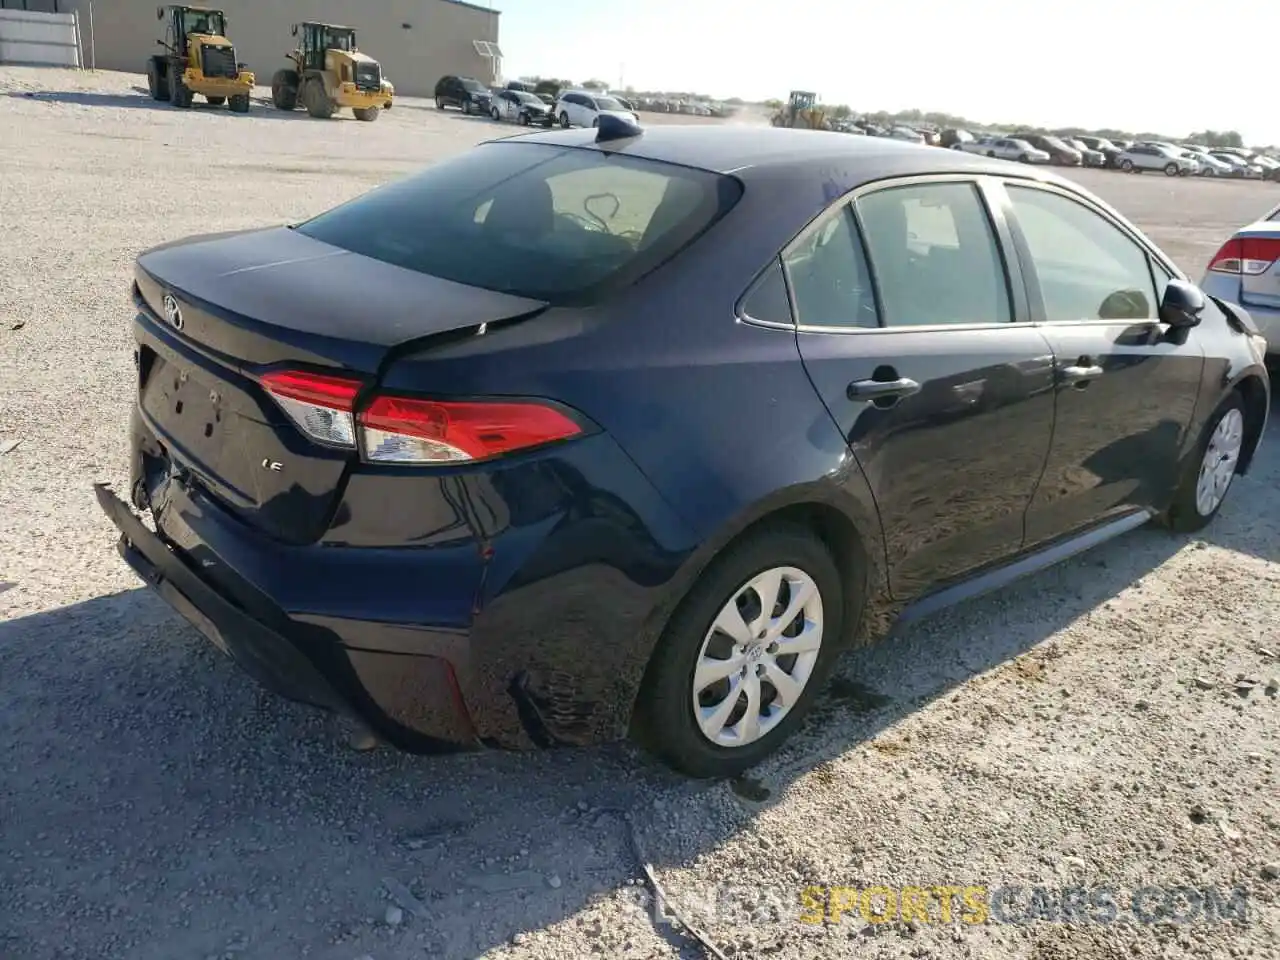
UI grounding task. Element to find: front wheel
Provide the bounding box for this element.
[491,106,501,121]
[435,96,445,110]
[1164,162,1179,177]
[463,100,473,115]
[353,106,379,122]
[227,93,249,113]
[1164,394,1246,533]
[633,525,845,778]
[1120,159,1134,172]
[560,111,571,129]
[1019,153,1030,163]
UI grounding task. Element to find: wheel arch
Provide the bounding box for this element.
[625,486,890,735]
[1233,372,1269,475]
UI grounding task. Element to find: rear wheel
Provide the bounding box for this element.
[1019,152,1030,163]
[228,93,250,114]
[491,106,501,121]
[633,525,845,778]
[435,95,445,110]
[1164,162,1179,176]
[1120,158,1134,172]
[271,69,299,110]
[353,106,379,122]
[1164,394,1246,533]
[463,99,473,115]
[206,95,225,106]
[560,111,571,128]
[146,58,169,101]
[303,79,334,119]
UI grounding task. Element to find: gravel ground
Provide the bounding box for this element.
[1,66,1278,960]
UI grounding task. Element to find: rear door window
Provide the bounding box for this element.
[296,142,742,303]
[855,181,1011,326]
[781,205,877,328]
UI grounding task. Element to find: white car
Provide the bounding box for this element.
[962,136,1050,164]
[1190,152,1234,176]
[1209,153,1263,179]
[554,90,639,129]
[887,125,925,143]
[1117,144,1198,176]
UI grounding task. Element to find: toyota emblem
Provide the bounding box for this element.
[162,293,184,331]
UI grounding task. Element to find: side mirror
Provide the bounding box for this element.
[1159,279,1206,328]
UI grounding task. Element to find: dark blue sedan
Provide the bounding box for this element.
[97,120,1270,778]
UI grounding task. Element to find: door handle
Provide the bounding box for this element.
[1060,363,1104,385]
[846,376,922,401]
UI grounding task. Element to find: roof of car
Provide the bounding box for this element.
[499,125,1066,183]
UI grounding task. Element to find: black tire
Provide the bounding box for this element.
[435,95,446,110]
[271,69,299,110]
[353,106,379,122]
[206,95,225,106]
[303,79,334,119]
[1120,159,1134,172]
[171,74,192,109]
[560,111,571,129]
[146,59,168,101]
[518,112,530,126]
[1164,162,1179,177]
[633,525,846,779]
[1163,393,1246,533]
[491,106,501,121]
[1019,152,1030,163]
[987,150,996,158]
[227,93,250,114]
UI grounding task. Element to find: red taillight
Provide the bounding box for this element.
[260,369,362,448]
[360,396,582,464]
[258,369,582,464]
[1208,236,1280,275]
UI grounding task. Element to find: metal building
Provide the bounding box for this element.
[8,0,502,98]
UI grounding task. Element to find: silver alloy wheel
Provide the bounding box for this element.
[691,566,824,748]
[1195,408,1244,517]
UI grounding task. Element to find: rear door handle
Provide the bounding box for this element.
[846,377,922,401]
[1061,364,1104,385]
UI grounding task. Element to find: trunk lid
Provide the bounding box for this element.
[133,227,546,544]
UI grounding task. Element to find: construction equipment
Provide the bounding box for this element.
[146,5,254,113]
[771,91,829,130]
[271,22,394,122]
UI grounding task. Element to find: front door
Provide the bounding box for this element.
[784,177,1057,599]
[997,181,1205,546]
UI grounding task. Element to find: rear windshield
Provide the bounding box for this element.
[295,142,742,303]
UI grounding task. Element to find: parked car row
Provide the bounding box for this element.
[934,126,1280,180]
[433,75,641,130]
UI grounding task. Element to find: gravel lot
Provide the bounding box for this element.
[2,66,1278,960]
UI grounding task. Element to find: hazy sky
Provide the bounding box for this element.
[494,0,1273,143]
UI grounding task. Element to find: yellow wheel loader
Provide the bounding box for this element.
[146,5,254,113]
[271,22,394,121]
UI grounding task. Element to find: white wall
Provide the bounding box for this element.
[60,0,499,97]
[0,8,82,67]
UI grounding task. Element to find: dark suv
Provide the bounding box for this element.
[434,75,491,115]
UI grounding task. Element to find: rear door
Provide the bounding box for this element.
[995,179,1204,545]
[787,176,1057,599]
